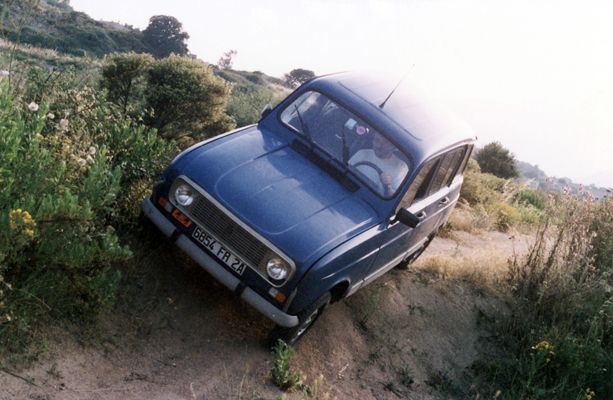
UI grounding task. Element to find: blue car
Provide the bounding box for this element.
[140,71,476,345]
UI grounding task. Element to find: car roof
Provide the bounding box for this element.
[301,71,476,166]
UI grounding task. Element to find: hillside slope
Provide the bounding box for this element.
[0,0,146,57]
[0,230,531,400]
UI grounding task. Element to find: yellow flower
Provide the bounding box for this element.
[22,228,34,237]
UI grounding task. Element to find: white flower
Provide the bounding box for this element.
[47,113,55,120]
[28,102,39,112]
[77,158,87,167]
[59,119,69,132]
[89,146,97,155]
[86,155,94,164]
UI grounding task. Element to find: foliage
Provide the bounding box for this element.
[211,68,289,127]
[460,159,510,206]
[226,85,280,127]
[99,52,153,115]
[483,189,613,399]
[143,54,235,145]
[0,63,173,354]
[217,49,236,70]
[99,53,237,146]
[283,68,315,88]
[270,340,302,391]
[474,141,520,179]
[142,15,189,59]
[488,202,521,231]
[514,188,546,210]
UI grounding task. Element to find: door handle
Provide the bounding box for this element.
[415,211,427,220]
[438,197,450,206]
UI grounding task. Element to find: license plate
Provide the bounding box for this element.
[192,226,246,275]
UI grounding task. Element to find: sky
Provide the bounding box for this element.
[69,0,613,188]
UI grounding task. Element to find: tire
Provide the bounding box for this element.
[395,232,436,270]
[268,291,331,348]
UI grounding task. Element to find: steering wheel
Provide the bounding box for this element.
[351,161,393,195]
[353,161,383,176]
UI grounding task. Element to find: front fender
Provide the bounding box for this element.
[287,224,383,314]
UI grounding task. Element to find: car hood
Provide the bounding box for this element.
[179,126,378,266]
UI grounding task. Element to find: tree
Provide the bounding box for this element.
[142,15,189,59]
[217,49,237,70]
[283,69,315,88]
[143,54,235,145]
[474,141,520,179]
[100,52,154,115]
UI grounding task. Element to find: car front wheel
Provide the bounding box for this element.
[268,291,331,348]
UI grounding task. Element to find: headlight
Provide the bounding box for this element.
[175,184,194,206]
[266,258,289,280]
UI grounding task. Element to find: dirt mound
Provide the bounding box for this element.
[0,230,530,399]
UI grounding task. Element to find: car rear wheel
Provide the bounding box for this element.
[268,291,331,348]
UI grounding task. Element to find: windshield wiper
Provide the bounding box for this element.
[294,105,313,147]
[341,124,349,167]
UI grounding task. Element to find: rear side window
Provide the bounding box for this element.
[428,148,465,195]
[452,144,474,184]
[396,144,472,213]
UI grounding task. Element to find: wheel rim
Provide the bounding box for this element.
[291,308,321,343]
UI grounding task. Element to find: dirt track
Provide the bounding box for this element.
[0,230,531,400]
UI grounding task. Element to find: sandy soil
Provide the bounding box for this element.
[0,230,532,400]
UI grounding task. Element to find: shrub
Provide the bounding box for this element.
[0,65,173,354]
[514,188,546,210]
[489,202,521,231]
[225,86,280,127]
[99,52,153,116]
[460,159,510,206]
[100,54,239,147]
[0,80,129,350]
[486,190,613,399]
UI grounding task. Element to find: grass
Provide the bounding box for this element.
[414,247,512,295]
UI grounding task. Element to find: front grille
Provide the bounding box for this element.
[190,196,269,268]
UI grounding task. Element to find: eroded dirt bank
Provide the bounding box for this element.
[1,231,531,400]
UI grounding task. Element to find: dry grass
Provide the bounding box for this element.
[413,247,512,295]
[443,202,497,235]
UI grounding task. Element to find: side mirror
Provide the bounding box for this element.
[395,208,420,229]
[261,103,273,119]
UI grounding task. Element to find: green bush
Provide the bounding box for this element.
[460,159,510,206]
[225,86,280,127]
[514,188,546,210]
[489,202,521,231]
[0,65,173,353]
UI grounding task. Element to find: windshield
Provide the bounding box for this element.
[280,91,411,198]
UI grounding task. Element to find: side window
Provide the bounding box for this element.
[452,144,474,184]
[396,158,440,212]
[428,148,465,195]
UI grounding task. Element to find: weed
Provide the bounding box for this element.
[222,364,262,400]
[481,190,613,399]
[270,340,302,391]
[398,364,415,387]
[46,363,61,379]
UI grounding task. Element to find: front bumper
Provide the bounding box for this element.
[140,197,299,328]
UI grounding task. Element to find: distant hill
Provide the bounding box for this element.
[578,170,613,189]
[0,0,146,58]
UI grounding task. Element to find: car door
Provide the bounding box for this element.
[359,158,441,286]
[361,146,470,286]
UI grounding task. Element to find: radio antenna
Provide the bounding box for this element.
[379,64,415,109]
